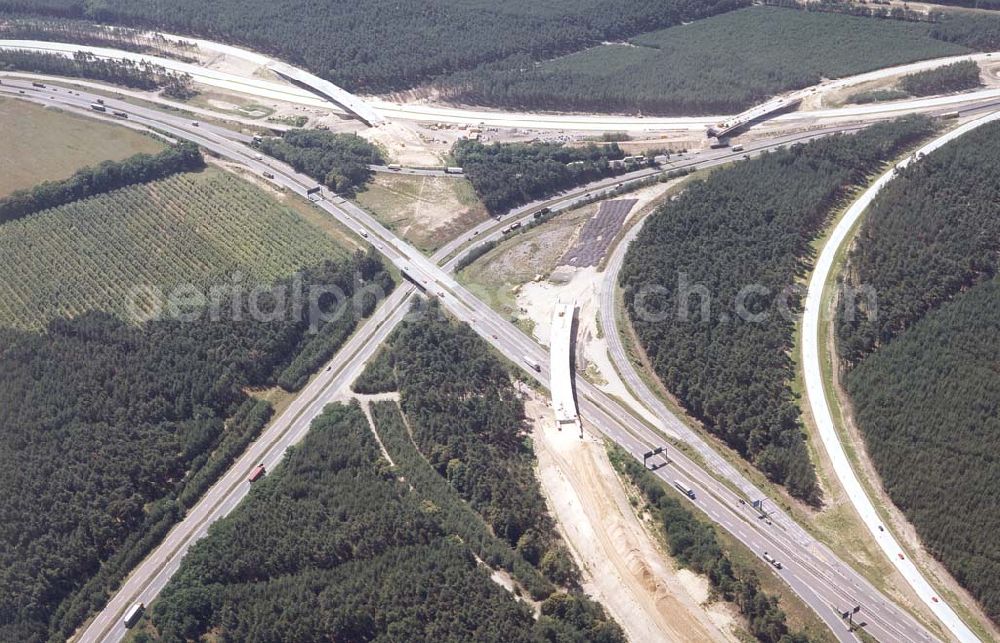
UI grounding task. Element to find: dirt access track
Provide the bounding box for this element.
[527,393,737,642]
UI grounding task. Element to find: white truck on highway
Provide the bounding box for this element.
[674,479,696,499]
[445,166,464,175]
[523,356,541,372]
[123,602,144,628]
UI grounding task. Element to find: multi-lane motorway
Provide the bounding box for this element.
[5,36,1000,132]
[0,77,986,642]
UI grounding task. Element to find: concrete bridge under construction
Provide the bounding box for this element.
[708,92,805,139]
[550,302,581,436]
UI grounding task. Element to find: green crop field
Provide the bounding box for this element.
[0,97,164,196]
[443,6,971,115]
[0,168,347,329]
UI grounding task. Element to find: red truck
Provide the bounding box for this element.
[248,463,266,483]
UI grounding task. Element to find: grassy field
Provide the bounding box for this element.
[443,6,970,115]
[0,97,164,196]
[355,174,489,253]
[0,167,347,329]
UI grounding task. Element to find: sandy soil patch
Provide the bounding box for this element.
[517,266,664,431]
[361,121,457,167]
[355,174,489,253]
[528,394,737,642]
[511,180,679,427]
[197,49,283,84]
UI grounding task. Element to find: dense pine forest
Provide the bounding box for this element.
[899,60,981,97]
[152,310,625,641]
[452,140,628,214]
[619,116,934,503]
[354,304,567,569]
[151,403,544,642]
[0,0,746,93]
[260,130,383,196]
[0,253,393,642]
[2,2,999,113]
[354,306,625,639]
[837,122,1000,624]
[439,7,969,116]
[846,279,1000,624]
[0,17,194,56]
[838,120,1000,362]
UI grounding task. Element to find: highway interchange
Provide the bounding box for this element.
[0,70,993,643]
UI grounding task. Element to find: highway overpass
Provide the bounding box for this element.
[549,302,581,436]
[9,78,993,642]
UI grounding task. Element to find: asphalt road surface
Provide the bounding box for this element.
[4,79,989,642]
[5,36,1000,132]
[801,113,1000,643]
